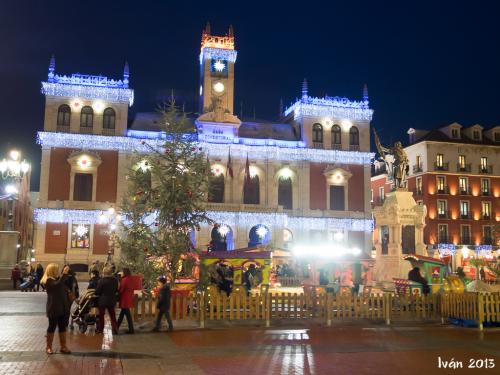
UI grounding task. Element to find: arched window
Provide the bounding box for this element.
[248,225,271,247]
[210,224,234,251]
[331,125,341,148]
[243,175,260,204]
[208,174,225,203]
[278,177,293,209]
[312,123,323,146]
[102,108,116,129]
[349,126,359,148]
[80,106,94,128]
[57,104,71,127]
[283,229,293,250]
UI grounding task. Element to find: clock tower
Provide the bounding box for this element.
[199,23,237,117]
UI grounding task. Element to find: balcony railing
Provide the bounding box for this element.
[437,210,450,219]
[413,188,423,196]
[456,163,472,172]
[482,214,491,220]
[349,144,360,151]
[478,165,493,174]
[56,125,70,133]
[434,162,449,171]
[79,126,94,134]
[459,187,471,195]
[437,236,451,244]
[331,143,342,150]
[376,197,385,205]
[312,142,324,149]
[412,165,423,173]
[460,212,472,220]
[481,190,491,196]
[482,237,494,245]
[436,186,449,194]
[460,237,472,245]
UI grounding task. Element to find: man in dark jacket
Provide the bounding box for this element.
[152,276,173,332]
[95,267,119,334]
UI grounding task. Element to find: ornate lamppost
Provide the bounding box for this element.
[0,150,30,232]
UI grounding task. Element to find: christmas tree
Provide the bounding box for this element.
[119,99,212,288]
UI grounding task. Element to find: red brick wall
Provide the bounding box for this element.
[309,163,327,210]
[45,223,67,254]
[96,151,118,203]
[348,165,365,211]
[92,224,109,255]
[48,148,71,201]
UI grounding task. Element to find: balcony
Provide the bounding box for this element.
[460,212,472,220]
[481,190,491,196]
[412,165,423,174]
[413,188,423,196]
[437,210,450,219]
[56,125,70,133]
[437,236,451,244]
[434,162,449,171]
[482,237,494,245]
[482,214,491,220]
[349,144,360,151]
[460,237,472,245]
[456,163,472,172]
[478,165,493,174]
[312,142,324,149]
[79,126,93,134]
[459,187,471,195]
[436,186,449,194]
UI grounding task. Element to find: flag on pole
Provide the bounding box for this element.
[226,148,233,179]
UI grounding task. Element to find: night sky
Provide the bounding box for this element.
[1,0,499,190]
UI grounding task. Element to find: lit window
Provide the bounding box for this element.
[460,201,470,217]
[331,125,341,147]
[437,200,447,217]
[451,128,459,138]
[459,177,468,194]
[379,186,385,202]
[473,130,480,140]
[436,154,444,168]
[482,202,491,219]
[436,176,446,193]
[71,224,90,248]
[416,155,422,168]
[103,108,116,129]
[460,225,471,244]
[312,123,323,143]
[416,177,422,194]
[481,179,490,195]
[438,224,448,243]
[80,106,94,128]
[480,157,488,171]
[57,104,71,127]
[458,155,466,169]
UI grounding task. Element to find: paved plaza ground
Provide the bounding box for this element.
[1,291,499,375]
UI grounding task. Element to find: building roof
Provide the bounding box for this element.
[130,112,299,141]
[407,125,500,146]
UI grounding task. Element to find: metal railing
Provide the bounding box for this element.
[79,126,94,134]
[434,162,449,171]
[102,128,115,136]
[312,142,324,149]
[437,210,450,219]
[478,165,493,174]
[331,143,342,150]
[56,125,70,133]
[456,163,472,172]
[436,186,449,194]
[412,165,423,173]
[349,144,360,151]
[459,187,471,195]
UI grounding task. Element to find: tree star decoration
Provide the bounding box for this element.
[213,60,226,72]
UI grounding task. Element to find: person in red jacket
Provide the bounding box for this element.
[11,265,21,290]
[117,267,135,334]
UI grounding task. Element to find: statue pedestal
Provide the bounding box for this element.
[373,190,427,285]
[0,231,19,289]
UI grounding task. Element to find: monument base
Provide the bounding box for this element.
[0,231,19,290]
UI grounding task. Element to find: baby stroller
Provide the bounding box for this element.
[70,289,99,333]
[20,275,35,292]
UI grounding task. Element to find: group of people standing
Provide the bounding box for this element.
[11,263,45,291]
[39,262,173,355]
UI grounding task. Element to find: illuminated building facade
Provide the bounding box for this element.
[371,123,500,261]
[34,26,374,268]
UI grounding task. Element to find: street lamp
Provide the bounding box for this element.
[0,150,30,231]
[98,207,121,266]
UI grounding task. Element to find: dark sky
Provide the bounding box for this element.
[1,0,499,190]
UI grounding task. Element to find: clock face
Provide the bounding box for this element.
[213,82,225,94]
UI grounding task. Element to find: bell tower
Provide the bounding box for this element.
[199,23,237,116]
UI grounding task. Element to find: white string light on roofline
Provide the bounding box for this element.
[41,82,134,106]
[34,208,373,232]
[199,48,238,64]
[37,132,374,165]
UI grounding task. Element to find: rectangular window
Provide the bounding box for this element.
[416,177,422,194]
[330,185,345,210]
[71,224,90,248]
[481,178,490,195]
[483,226,493,244]
[473,130,480,140]
[459,177,468,194]
[438,224,448,243]
[460,225,471,244]
[437,200,447,218]
[460,201,470,218]
[451,128,459,138]
[436,154,444,167]
[480,157,488,169]
[482,202,491,219]
[379,187,385,203]
[73,173,93,201]
[458,155,466,169]
[416,155,422,168]
[402,225,416,254]
[436,176,446,193]
[495,132,500,142]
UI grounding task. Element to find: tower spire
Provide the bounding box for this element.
[48,54,56,80]
[228,24,234,37]
[279,98,284,119]
[205,21,211,35]
[123,61,130,87]
[301,78,308,99]
[363,83,369,102]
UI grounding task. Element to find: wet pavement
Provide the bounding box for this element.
[1,290,499,374]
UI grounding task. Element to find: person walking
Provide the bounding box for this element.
[64,266,79,301]
[95,267,119,334]
[35,263,44,291]
[117,268,135,334]
[11,265,21,290]
[41,263,71,354]
[152,276,173,332]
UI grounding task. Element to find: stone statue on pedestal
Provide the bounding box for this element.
[373,129,409,189]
